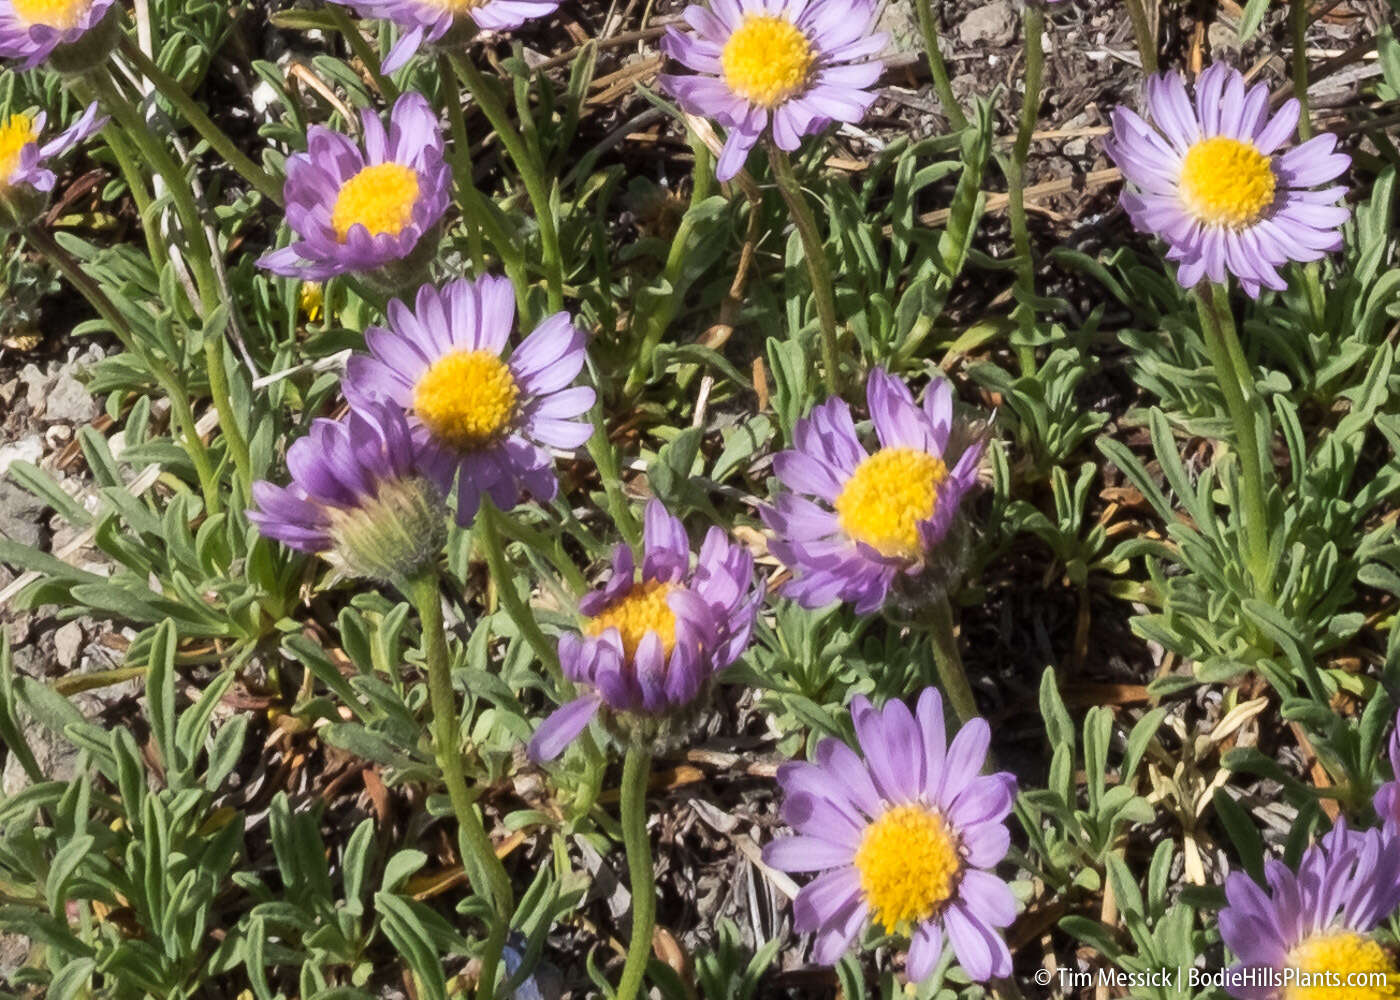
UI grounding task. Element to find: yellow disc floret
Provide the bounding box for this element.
[412,350,520,450]
[720,15,816,108]
[1178,136,1277,229]
[855,804,961,932]
[585,580,679,660]
[1283,932,1400,1000]
[331,163,421,243]
[423,0,485,10]
[834,447,947,560]
[11,0,92,29]
[0,114,37,185]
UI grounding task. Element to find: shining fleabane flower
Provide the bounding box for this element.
[1219,822,1400,1000]
[658,0,887,181]
[327,0,561,73]
[249,399,445,582]
[1375,710,1400,839]
[764,689,1017,983]
[763,368,983,615]
[527,499,763,762]
[0,101,105,227]
[0,0,118,72]
[1104,63,1350,298]
[258,92,449,285]
[343,275,594,526]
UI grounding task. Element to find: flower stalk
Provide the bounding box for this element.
[912,0,967,131]
[475,500,563,677]
[923,594,979,726]
[616,744,656,1000]
[768,143,842,396]
[1122,0,1158,73]
[1005,2,1044,376]
[404,570,513,1000]
[1194,283,1274,600]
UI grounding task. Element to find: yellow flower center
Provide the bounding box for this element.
[585,580,678,660]
[854,804,961,932]
[0,114,37,184]
[412,350,519,450]
[330,163,421,243]
[833,447,947,560]
[298,282,324,323]
[11,0,91,29]
[1283,932,1400,1000]
[720,15,816,108]
[1178,136,1277,229]
[423,0,485,10]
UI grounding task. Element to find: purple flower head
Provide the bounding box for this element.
[1374,709,1400,839]
[528,500,764,762]
[762,689,1017,983]
[258,92,449,282]
[0,0,116,70]
[249,399,445,581]
[343,275,595,527]
[762,368,984,616]
[1104,63,1350,298]
[0,101,105,193]
[658,0,887,182]
[1219,822,1400,999]
[327,0,561,73]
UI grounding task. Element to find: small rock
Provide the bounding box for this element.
[18,363,47,402]
[53,622,85,670]
[0,480,46,547]
[0,433,42,475]
[958,0,1015,46]
[44,370,97,424]
[1207,21,1240,59]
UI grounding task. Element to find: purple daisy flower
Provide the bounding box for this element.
[343,275,595,526]
[1104,63,1351,298]
[527,499,763,762]
[0,101,105,192]
[328,0,561,73]
[249,399,445,581]
[1374,710,1400,839]
[0,0,115,70]
[258,92,449,282]
[762,368,983,616]
[658,0,887,182]
[1219,822,1400,999]
[763,689,1017,983]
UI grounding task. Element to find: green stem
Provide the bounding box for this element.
[1289,0,1312,139]
[1122,0,1158,73]
[404,571,513,1000]
[449,50,564,314]
[119,36,283,206]
[767,144,841,397]
[326,4,399,101]
[1006,3,1044,376]
[584,394,641,548]
[912,0,967,131]
[616,745,656,1000]
[475,501,563,676]
[439,54,529,303]
[27,225,220,511]
[89,66,255,498]
[623,139,713,398]
[924,595,980,725]
[1194,284,1274,600]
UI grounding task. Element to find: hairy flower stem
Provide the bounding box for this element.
[1194,284,1274,601]
[1289,0,1312,140]
[326,5,399,101]
[449,51,564,314]
[924,594,980,725]
[404,571,513,1000]
[1122,0,1158,73]
[1005,2,1044,376]
[439,55,530,309]
[119,35,284,206]
[912,0,967,131]
[616,745,656,1000]
[768,144,842,396]
[476,501,563,677]
[26,225,219,511]
[86,67,255,502]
